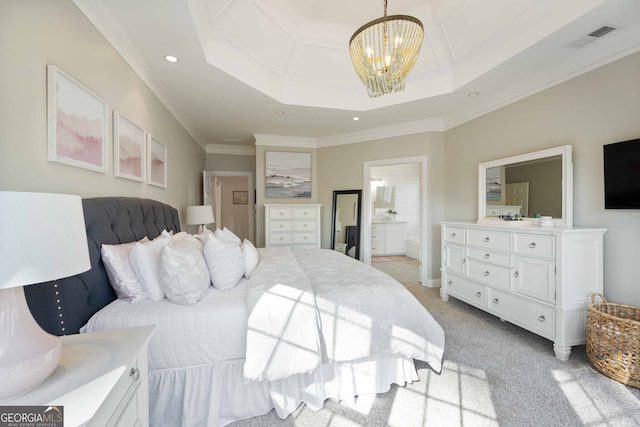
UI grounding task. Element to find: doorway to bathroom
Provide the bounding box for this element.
[363,156,428,286]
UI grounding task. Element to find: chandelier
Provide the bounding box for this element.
[349,0,424,97]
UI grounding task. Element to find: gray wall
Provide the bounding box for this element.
[443,52,640,306]
[0,0,205,226]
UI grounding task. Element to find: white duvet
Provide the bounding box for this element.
[82,248,444,381]
[244,248,444,381]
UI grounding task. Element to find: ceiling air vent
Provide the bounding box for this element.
[565,25,617,49]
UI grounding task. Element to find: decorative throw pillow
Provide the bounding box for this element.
[130,236,170,301]
[215,227,242,246]
[203,235,245,290]
[174,234,204,252]
[158,245,210,305]
[241,239,259,279]
[101,237,149,302]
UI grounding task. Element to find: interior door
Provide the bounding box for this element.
[506,182,529,216]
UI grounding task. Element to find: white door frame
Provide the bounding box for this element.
[363,156,429,286]
[203,171,255,242]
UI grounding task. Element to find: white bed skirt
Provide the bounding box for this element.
[149,353,419,426]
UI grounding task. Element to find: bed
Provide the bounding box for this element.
[25,197,444,426]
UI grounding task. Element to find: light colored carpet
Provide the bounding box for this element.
[229,283,640,426]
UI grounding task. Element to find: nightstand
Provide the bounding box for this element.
[3,325,155,427]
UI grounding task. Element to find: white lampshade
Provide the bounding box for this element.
[186,205,215,231]
[0,191,90,402]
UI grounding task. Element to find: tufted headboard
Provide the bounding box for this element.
[25,197,180,336]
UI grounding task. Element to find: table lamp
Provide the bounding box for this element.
[186,205,215,233]
[0,192,90,402]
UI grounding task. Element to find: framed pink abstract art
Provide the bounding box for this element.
[47,65,108,173]
[114,111,145,182]
[147,134,167,188]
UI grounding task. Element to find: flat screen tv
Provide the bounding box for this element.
[604,138,640,209]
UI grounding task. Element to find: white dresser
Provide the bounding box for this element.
[265,204,321,249]
[371,222,406,255]
[6,325,155,427]
[440,222,606,360]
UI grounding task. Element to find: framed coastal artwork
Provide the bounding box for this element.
[114,111,145,182]
[47,65,108,173]
[233,191,249,204]
[147,134,167,188]
[265,151,311,198]
[485,166,503,202]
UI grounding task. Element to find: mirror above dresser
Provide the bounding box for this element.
[478,145,573,227]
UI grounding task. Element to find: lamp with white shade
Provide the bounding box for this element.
[0,192,90,402]
[186,205,215,233]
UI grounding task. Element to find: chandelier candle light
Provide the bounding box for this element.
[349,0,424,97]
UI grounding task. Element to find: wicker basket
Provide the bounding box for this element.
[586,293,640,389]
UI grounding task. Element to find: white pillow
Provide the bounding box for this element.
[203,235,245,290]
[101,237,149,302]
[241,239,259,279]
[158,245,210,305]
[215,227,241,246]
[130,236,169,301]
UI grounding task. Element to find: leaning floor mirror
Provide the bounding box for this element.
[331,190,362,260]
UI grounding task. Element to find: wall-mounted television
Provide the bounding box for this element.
[604,138,640,209]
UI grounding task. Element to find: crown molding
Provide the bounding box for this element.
[316,118,446,147]
[254,134,317,147]
[205,144,256,156]
[72,0,207,151]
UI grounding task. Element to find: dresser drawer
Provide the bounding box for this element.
[513,233,555,259]
[466,247,512,267]
[293,220,316,232]
[467,229,511,251]
[467,259,511,290]
[443,226,464,244]
[293,232,316,244]
[270,208,292,219]
[293,207,317,219]
[269,233,293,245]
[445,273,487,309]
[488,288,555,338]
[270,221,292,232]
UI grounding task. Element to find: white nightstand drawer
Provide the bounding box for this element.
[467,229,511,251]
[513,233,555,259]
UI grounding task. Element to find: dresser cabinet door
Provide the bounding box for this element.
[444,244,465,274]
[514,256,556,302]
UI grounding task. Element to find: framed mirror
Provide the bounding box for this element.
[478,145,573,226]
[331,190,362,260]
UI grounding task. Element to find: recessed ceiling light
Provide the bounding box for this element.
[164,55,178,63]
[467,91,480,98]
[275,110,285,115]
[353,117,360,121]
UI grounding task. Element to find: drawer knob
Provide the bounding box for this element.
[493,298,499,304]
[514,271,519,278]
[303,236,308,240]
[461,259,466,264]
[451,232,456,238]
[483,271,490,276]
[279,224,284,228]
[279,212,283,216]
[475,292,481,297]
[130,367,140,381]
[484,237,490,242]
[279,237,284,240]
[529,242,536,248]
[538,315,546,322]
[448,281,452,286]
[303,224,308,228]
[484,253,490,259]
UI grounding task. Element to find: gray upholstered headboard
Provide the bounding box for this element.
[25,197,181,336]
